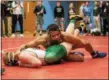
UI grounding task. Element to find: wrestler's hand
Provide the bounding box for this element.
[15,50,21,56]
[17,44,27,53]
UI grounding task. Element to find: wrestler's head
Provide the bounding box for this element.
[47,24,62,44]
[3,52,18,66]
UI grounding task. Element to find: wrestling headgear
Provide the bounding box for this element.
[3,52,18,66]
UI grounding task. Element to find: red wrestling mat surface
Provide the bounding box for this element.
[1,36,108,79]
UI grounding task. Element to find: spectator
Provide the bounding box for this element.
[83,2,91,24]
[83,2,92,33]
[106,2,109,34]
[93,1,101,32]
[100,1,108,36]
[99,1,103,34]
[54,1,65,31]
[6,1,13,36]
[68,2,76,20]
[33,1,46,36]
[11,1,24,37]
[1,1,8,37]
[79,2,85,17]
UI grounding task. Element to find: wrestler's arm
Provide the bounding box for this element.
[62,31,93,51]
[17,34,48,52]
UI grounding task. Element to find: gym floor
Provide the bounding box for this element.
[1,35,108,79]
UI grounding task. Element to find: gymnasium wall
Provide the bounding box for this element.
[16,1,94,33]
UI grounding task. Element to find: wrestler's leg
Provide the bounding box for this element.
[66,22,75,34]
[18,51,42,68]
[61,41,84,62]
[65,20,93,56]
[63,19,84,62]
[63,52,84,62]
[66,18,106,58]
[64,23,84,62]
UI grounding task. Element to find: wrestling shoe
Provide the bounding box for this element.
[91,51,107,58]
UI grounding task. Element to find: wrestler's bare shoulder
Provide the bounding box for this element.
[61,31,69,36]
[33,34,49,43]
[61,31,73,38]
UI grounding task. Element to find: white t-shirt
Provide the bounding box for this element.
[12,1,23,15]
